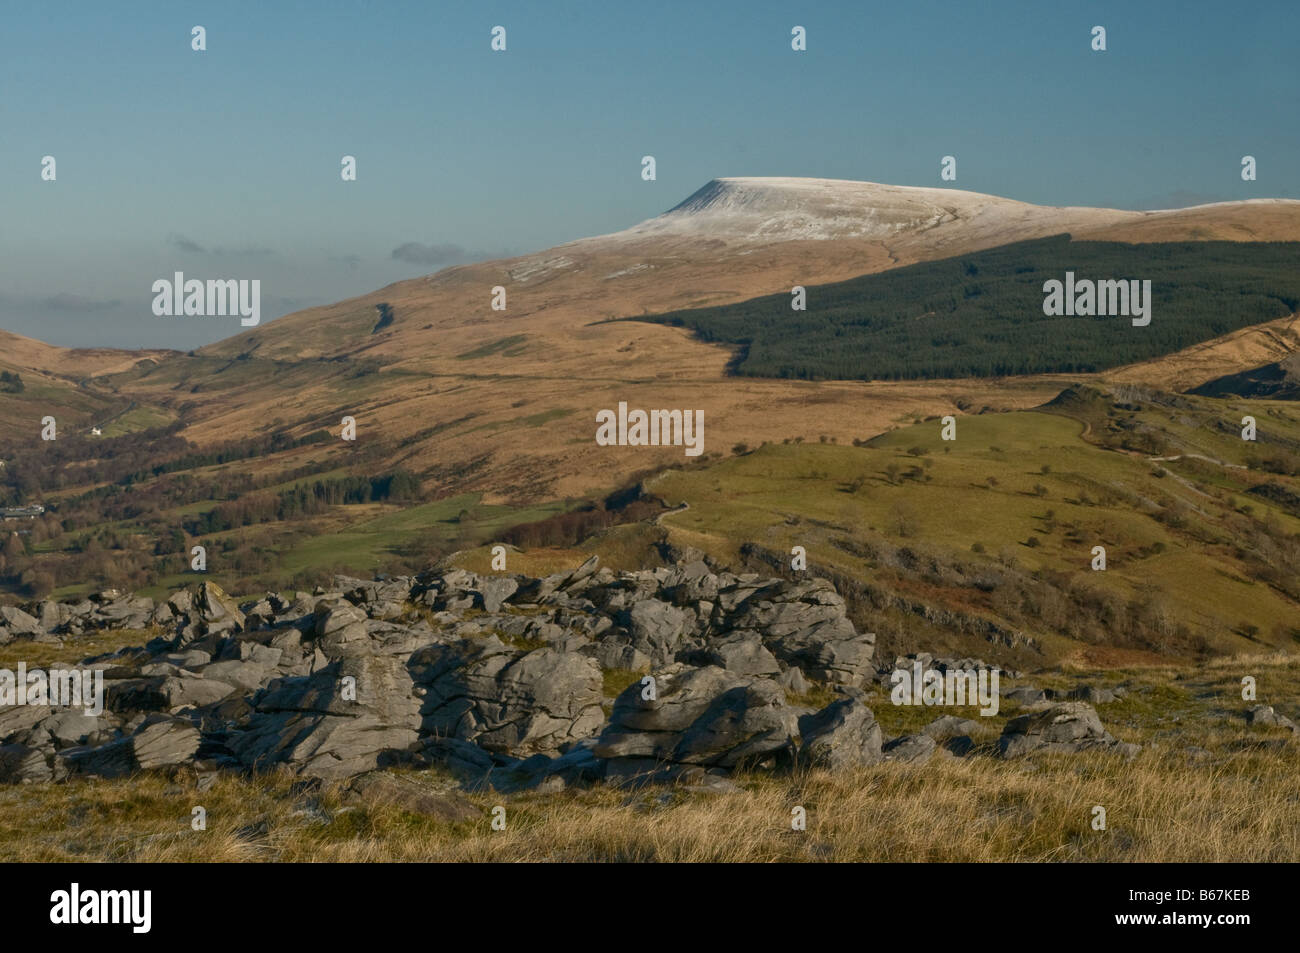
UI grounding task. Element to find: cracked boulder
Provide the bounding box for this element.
[595,665,804,771]
[725,579,875,686]
[229,651,424,780]
[415,636,605,756]
[798,691,883,768]
[60,715,201,779]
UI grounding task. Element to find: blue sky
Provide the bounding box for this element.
[3,0,1297,348]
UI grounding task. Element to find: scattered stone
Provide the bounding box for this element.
[998,702,1139,758]
[943,735,975,757]
[1245,705,1297,731]
[1002,686,1050,705]
[923,714,981,740]
[1067,685,1120,704]
[882,733,938,764]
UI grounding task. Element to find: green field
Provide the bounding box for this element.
[272,494,566,576]
[99,404,176,437]
[117,493,568,600]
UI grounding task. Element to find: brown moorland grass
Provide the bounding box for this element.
[3,743,1296,863]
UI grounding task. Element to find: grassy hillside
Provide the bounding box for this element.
[634,236,1300,380]
[639,385,1300,665]
[7,369,1299,670]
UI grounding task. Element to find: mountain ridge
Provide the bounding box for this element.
[5,177,1300,504]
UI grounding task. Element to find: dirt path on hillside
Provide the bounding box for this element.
[1149,453,1247,470]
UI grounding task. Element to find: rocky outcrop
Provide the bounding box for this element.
[0,560,1140,790]
[3,590,157,642]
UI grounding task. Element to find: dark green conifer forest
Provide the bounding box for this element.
[634,236,1300,379]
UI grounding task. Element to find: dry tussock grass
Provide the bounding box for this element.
[2,743,1296,863]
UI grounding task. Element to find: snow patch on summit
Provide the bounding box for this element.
[617,177,1029,243]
